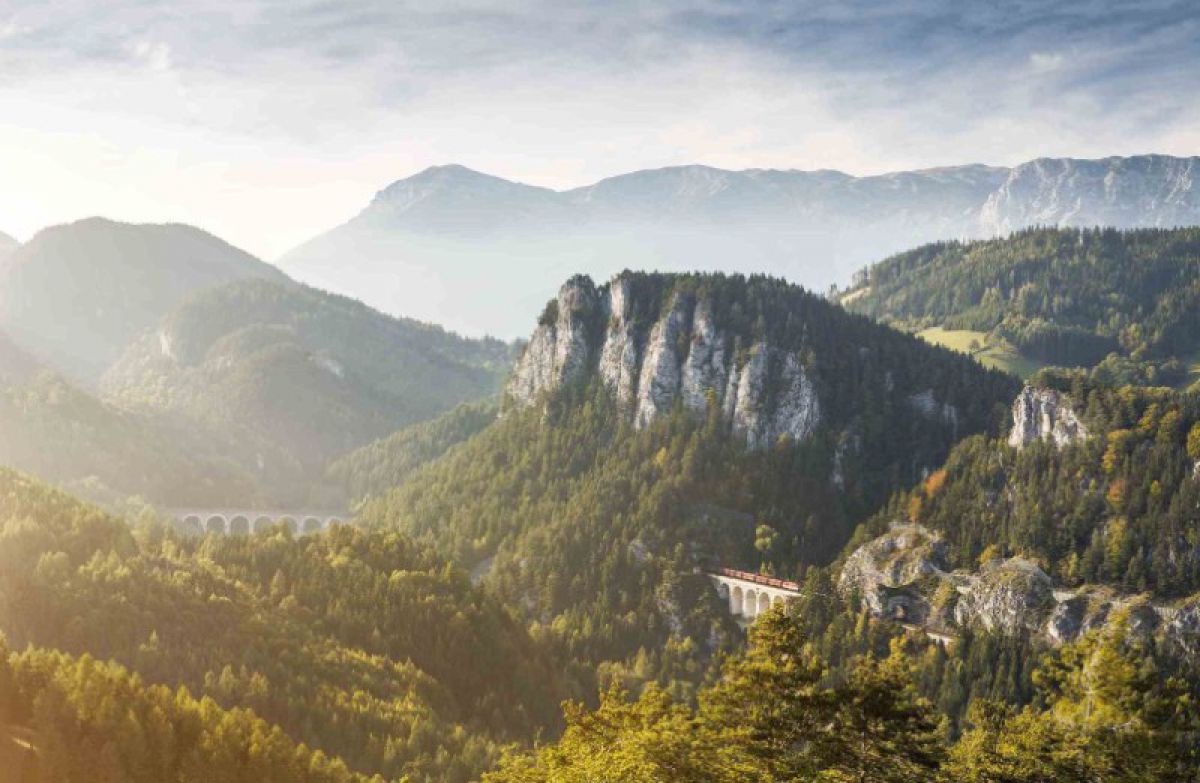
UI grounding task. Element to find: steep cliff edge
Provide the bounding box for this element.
[1007,385,1088,448]
[508,272,1009,451]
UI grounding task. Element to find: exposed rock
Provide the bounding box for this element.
[841,525,1200,650]
[507,274,822,449]
[1164,596,1200,657]
[597,276,641,406]
[679,297,729,414]
[838,525,948,618]
[953,559,1054,635]
[635,294,690,427]
[1008,385,1088,449]
[907,389,959,429]
[507,277,601,406]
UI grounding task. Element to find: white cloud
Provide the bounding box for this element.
[1029,51,1066,73]
[0,0,1196,257]
[128,40,172,72]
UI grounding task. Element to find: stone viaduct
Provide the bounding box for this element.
[708,567,803,621]
[167,508,350,537]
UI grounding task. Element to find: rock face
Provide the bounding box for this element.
[840,525,1198,650]
[1008,385,1088,449]
[980,155,1200,236]
[507,274,822,448]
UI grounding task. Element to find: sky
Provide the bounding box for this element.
[0,0,1197,259]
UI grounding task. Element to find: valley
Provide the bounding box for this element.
[2,174,1200,783]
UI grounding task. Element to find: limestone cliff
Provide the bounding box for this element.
[839,524,1199,653]
[1007,385,1088,449]
[507,274,820,448]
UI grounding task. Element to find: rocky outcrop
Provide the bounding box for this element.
[952,559,1054,635]
[838,525,948,621]
[1008,385,1088,449]
[507,276,601,407]
[507,274,821,448]
[840,525,1199,651]
[907,389,959,429]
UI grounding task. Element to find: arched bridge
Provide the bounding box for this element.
[167,508,350,537]
[708,568,802,622]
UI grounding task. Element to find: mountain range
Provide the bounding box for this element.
[0,217,511,507]
[280,154,1200,337]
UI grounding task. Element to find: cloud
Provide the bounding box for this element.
[128,40,172,72]
[0,0,1197,257]
[1029,51,1066,73]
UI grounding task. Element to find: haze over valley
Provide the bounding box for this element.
[3,2,1200,782]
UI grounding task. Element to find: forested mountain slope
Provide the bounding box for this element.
[0,331,262,506]
[0,371,260,507]
[360,271,1018,694]
[839,374,1200,654]
[484,607,1198,782]
[0,218,286,383]
[327,399,498,504]
[102,279,511,501]
[0,468,563,782]
[0,643,370,783]
[842,227,1200,384]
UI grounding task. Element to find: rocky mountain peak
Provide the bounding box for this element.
[506,273,821,449]
[980,155,1200,235]
[1008,385,1088,449]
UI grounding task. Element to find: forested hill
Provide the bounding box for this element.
[841,227,1200,385]
[102,279,511,503]
[359,271,1018,700]
[845,375,1200,609]
[0,468,564,782]
[0,218,286,383]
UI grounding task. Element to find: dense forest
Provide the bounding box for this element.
[327,399,498,503]
[843,227,1200,382]
[0,370,263,507]
[0,643,370,783]
[6,232,1200,779]
[484,607,1199,782]
[0,468,562,782]
[859,373,1200,597]
[354,272,1015,697]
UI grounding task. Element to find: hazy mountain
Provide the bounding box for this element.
[0,217,287,383]
[101,278,511,502]
[0,229,16,258]
[280,155,1200,337]
[0,329,43,386]
[0,368,261,507]
[981,155,1200,235]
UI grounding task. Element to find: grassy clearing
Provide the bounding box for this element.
[917,327,1045,379]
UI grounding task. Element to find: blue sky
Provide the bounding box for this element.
[0,0,1196,256]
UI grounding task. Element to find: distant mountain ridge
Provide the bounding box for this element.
[281,155,1200,337]
[0,218,287,382]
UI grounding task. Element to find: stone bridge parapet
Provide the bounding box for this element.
[708,567,802,621]
[167,508,350,537]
